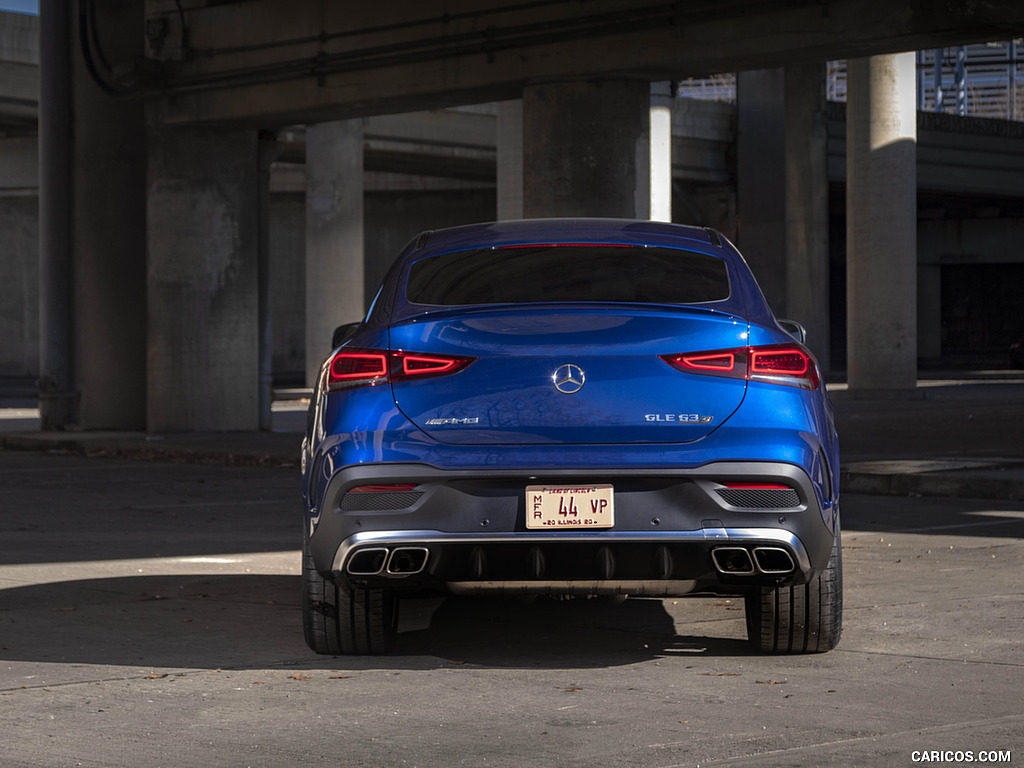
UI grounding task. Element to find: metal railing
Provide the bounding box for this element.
[678,42,1024,122]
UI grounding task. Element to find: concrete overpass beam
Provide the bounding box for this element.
[846,53,918,391]
[147,127,260,432]
[305,120,364,386]
[522,80,650,219]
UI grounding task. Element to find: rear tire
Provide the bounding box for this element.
[302,535,396,655]
[745,525,842,654]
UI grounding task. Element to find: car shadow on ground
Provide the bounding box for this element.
[394,594,753,666]
[0,575,753,673]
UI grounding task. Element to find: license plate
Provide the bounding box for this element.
[525,484,614,530]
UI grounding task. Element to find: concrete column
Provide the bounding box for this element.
[258,135,283,431]
[71,0,147,429]
[784,63,830,371]
[269,193,307,383]
[650,82,673,223]
[147,127,260,432]
[846,53,918,390]
[917,264,942,360]
[736,69,786,312]
[305,120,364,386]
[496,99,523,220]
[0,174,38,378]
[522,80,650,219]
[38,0,74,429]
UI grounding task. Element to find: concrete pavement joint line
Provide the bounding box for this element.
[863,520,1024,534]
[129,499,294,509]
[845,517,1024,533]
[846,459,1001,470]
[831,647,1024,668]
[1,661,333,695]
[0,463,148,474]
[653,712,1024,767]
[0,671,197,694]
[841,598,1010,611]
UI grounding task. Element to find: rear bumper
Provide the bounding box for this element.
[329,526,812,597]
[308,460,838,596]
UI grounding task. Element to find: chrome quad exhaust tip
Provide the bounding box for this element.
[345,546,429,576]
[711,545,795,576]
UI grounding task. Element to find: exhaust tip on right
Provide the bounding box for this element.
[752,547,795,574]
[386,547,429,575]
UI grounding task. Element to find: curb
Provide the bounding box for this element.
[0,433,298,468]
[840,469,1024,502]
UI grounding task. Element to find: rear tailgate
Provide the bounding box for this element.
[389,308,748,445]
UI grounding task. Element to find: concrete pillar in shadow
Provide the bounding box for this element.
[258,134,283,431]
[38,1,73,429]
[522,80,650,219]
[71,0,147,429]
[784,62,830,372]
[147,127,259,432]
[846,53,918,391]
[497,99,523,221]
[917,263,942,361]
[736,69,786,314]
[305,120,364,386]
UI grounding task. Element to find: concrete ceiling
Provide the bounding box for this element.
[129,0,1024,127]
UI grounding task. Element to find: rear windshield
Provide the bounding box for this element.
[406,245,730,306]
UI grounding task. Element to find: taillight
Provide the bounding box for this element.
[395,352,471,379]
[748,345,819,389]
[665,350,745,377]
[661,344,819,390]
[328,351,388,386]
[323,348,475,392]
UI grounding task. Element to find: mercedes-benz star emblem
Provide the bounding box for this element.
[552,363,586,394]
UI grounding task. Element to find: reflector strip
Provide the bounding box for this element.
[721,482,792,490]
[349,484,418,493]
[497,243,635,249]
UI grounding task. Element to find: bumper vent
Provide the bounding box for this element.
[340,491,423,511]
[715,486,799,509]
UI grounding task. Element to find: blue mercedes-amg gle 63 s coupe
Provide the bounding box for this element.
[301,218,841,655]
